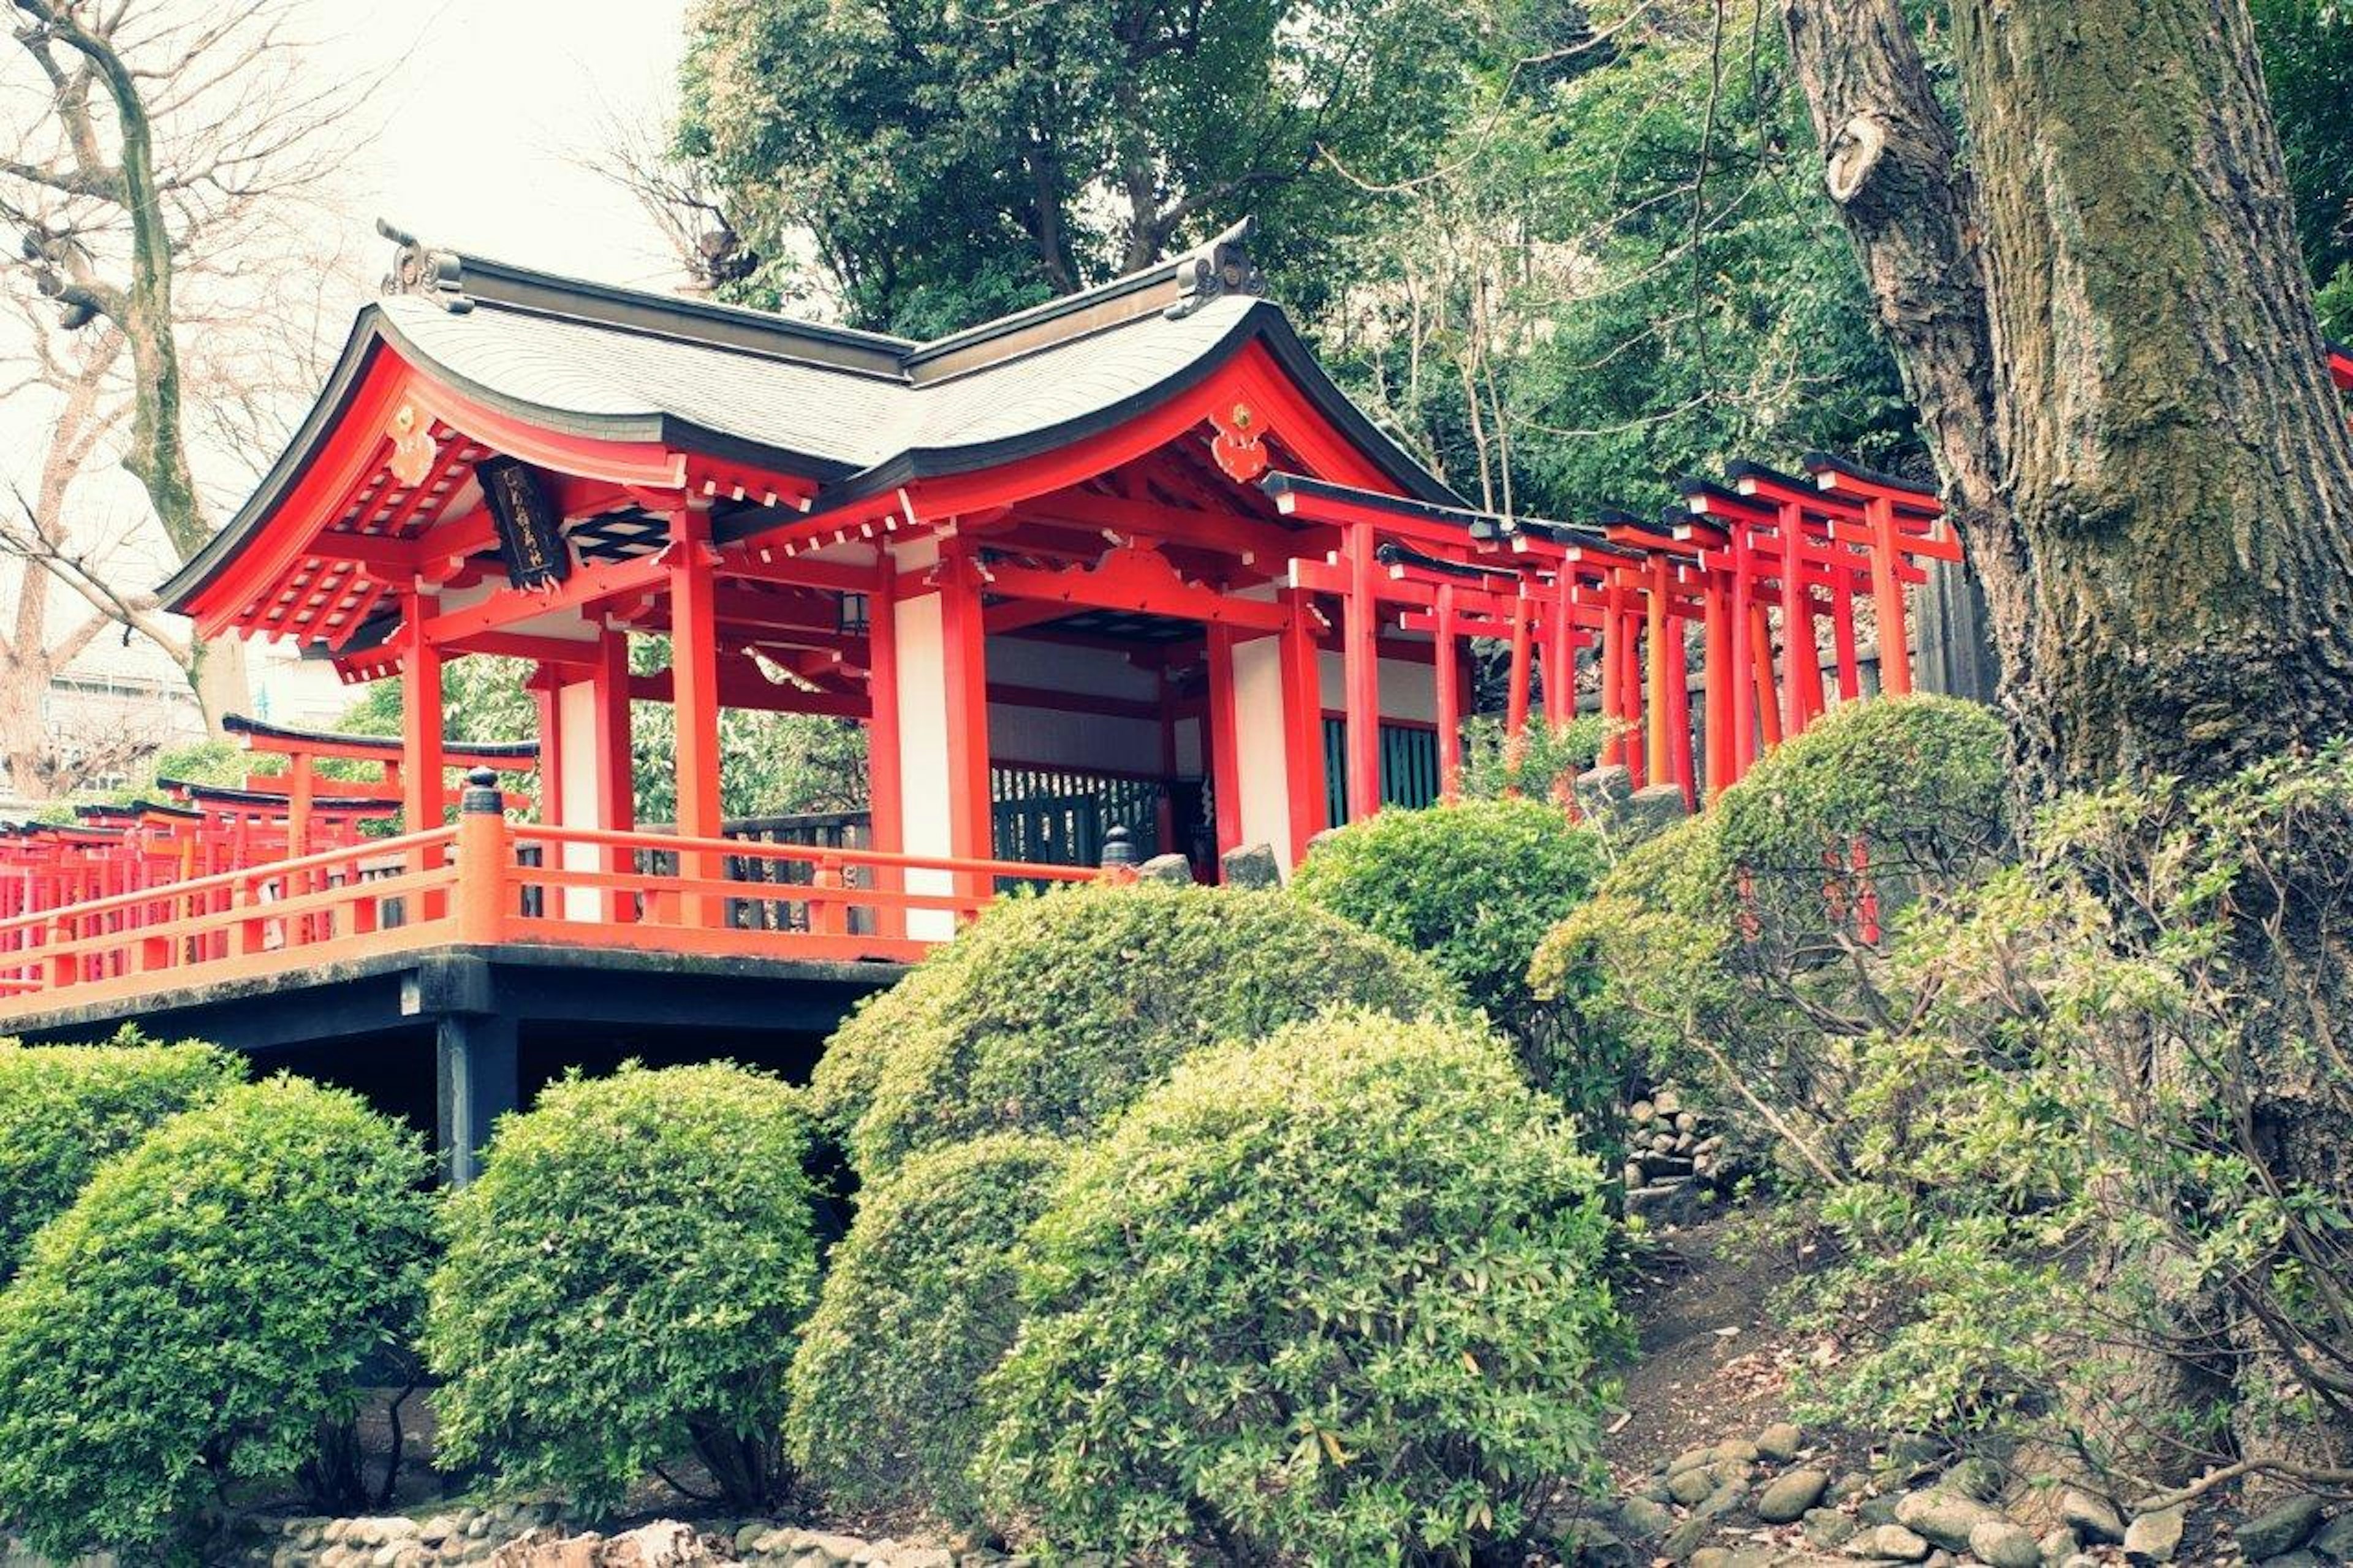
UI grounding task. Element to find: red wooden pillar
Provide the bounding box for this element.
[866,553,905,937]
[1206,623,1243,864]
[1729,528,1756,781]
[1434,583,1462,802]
[1866,494,1912,695]
[1279,590,1326,862]
[1599,573,1625,767]
[1830,577,1863,703]
[1542,570,1574,729]
[667,510,724,925]
[1777,503,1824,735]
[287,754,316,860]
[1702,566,1733,798]
[1621,589,1646,790]
[400,599,444,855]
[591,629,635,923]
[1667,606,1696,808]
[1506,590,1534,743]
[938,537,994,887]
[1341,523,1381,822]
[528,667,563,827]
[1750,601,1783,749]
[1645,556,1672,787]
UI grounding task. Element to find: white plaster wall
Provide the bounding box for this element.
[1316,650,1441,725]
[988,704,1161,773]
[1231,637,1292,868]
[555,678,607,921]
[892,589,957,940]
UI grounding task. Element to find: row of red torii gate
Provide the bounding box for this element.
[2,224,2344,1023]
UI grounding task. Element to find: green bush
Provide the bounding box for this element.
[0,1030,245,1273]
[979,1012,1621,1562]
[1530,697,2010,1177]
[1292,796,1604,1056]
[425,1063,822,1514]
[816,881,1461,1178]
[786,1133,1064,1525]
[0,1077,433,1561]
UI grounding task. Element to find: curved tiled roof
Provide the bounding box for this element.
[161,227,1458,618]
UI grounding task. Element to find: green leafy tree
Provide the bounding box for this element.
[814,880,1462,1178]
[979,1010,1621,1562]
[677,0,1499,333]
[0,1031,244,1274]
[0,1077,433,1560]
[2254,0,2353,339]
[786,1133,1064,1526]
[425,1063,822,1514]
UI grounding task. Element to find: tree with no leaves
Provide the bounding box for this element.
[0,0,363,738]
[1778,0,2353,796]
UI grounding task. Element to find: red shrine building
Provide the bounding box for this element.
[0,221,2018,1173]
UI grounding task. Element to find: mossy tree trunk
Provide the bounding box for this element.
[1784,0,2353,796]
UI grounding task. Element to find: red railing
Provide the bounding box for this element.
[0,810,1106,1017]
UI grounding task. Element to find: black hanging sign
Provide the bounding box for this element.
[476,456,574,589]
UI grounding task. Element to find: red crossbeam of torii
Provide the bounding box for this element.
[1268,452,1953,808]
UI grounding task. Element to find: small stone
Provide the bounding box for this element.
[1944,1457,2006,1503]
[735,1524,770,1554]
[1759,1469,1832,1524]
[1617,1496,1676,1538]
[893,1551,954,1568]
[1632,1099,1657,1124]
[1653,1086,1682,1116]
[2060,1490,2125,1545]
[419,1517,462,1547]
[1969,1518,2044,1568]
[1218,843,1279,888]
[1756,1422,1805,1461]
[1830,1473,1873,1506]
[2123,1506,2185,1564]
[1846,1524,1931,1562]
[2260,1552,2323,1568]
[2309,1512,2353,1559]
[1895,1491,2002,1554]
[1715,1438,1760,1465]
[1859,1494,1902,1528]
[1806,1509,1860,1548]
[2038,1526,2078,1567]
[1622,1161,1647,1187]
[1669,1466,1721,1506]
[1134,852,1192,885]
[2241,1497,2328,1561]
[1690,1551,1733,1568]
[1675,1111,1700,1133]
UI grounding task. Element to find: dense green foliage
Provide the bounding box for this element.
[2255,0,2353,339]
[979,1012,1620,1561]
[814,879,1461,1178]
[678,0,1493,334]
[425,1064,822,1513]
[1531,696,2010,1173]
[1294,797,1605,1091]
[0,1078,433,1561]
[1453,713,1610,805]
[335,647,866,825]
[786,1134,1064,1525]
[0,1032,244,1273]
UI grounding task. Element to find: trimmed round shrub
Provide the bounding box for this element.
[979,1011,1621,1562]
[0,1076,433,1561]
[816,881,1461,1178]
[1292,796,1604,1074]
[0,1031,245,1273]
[786,1133,1064,1525]
[425,1062,822,1514]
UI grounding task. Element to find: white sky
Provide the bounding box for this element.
[18,0,702,702]
[322,0,697,292]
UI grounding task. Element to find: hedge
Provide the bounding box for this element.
[0,1077,433,1560]
[815,880,1461,1178]
[979,1011,1621,1562]
[425,1062,822,1513]
[0,1031,245,1273]
[786,1132,1064,1525]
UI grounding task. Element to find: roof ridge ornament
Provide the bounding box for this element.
[1164,217,1264,320]
[376,218,472,314]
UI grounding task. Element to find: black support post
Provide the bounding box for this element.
[435,1011,520,1185]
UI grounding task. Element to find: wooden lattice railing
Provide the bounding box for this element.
[0,799,1106,1016]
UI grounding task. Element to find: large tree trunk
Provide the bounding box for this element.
[1955,0,2353,792]
[1785,0,2353,795]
